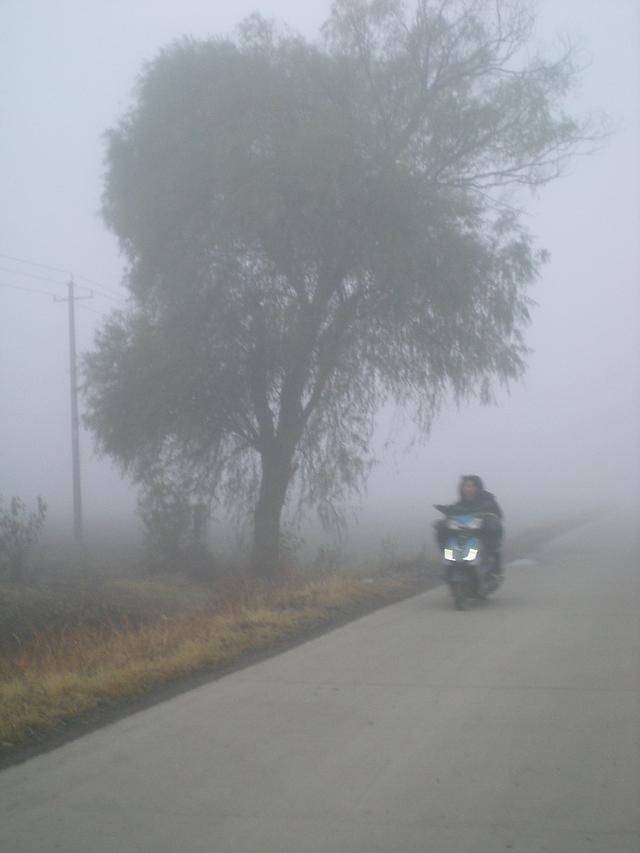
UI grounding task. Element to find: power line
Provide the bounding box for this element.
[1,279,118,310]
[73,272,123,300]
[77,303,106,317]
[0,252,125,302]
[0,279,57,298]
[0,263,98,299]
[0,252,71,277]
[0,264,68,287]
[90,290,123,304]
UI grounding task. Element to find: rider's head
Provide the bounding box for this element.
[460,475,483,501]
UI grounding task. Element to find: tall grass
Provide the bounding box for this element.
[0,573,416,747]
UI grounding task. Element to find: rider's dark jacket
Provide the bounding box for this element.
[438,475,503,519]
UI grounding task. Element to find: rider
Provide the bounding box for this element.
[435,475,504,574]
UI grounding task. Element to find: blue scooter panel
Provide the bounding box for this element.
[445,515,482,562]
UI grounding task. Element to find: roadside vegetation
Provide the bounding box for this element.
[0,490,430,751]
[0,568,427,749]
[0,482,594,755]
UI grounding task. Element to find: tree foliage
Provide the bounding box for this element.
[84,0,604,574]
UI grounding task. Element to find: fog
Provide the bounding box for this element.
[1,0,639,556]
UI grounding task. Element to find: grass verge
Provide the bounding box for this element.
[0,512,594,756]
[0,572,424,750]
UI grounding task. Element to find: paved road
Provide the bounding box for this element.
[1,523,639,853]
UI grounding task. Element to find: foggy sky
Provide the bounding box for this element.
[1,0,639,544]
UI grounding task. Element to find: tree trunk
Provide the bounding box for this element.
[251,450,290,578]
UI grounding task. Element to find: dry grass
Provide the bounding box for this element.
[0,572,416,747]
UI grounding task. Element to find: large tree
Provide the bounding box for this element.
[84,0,602,575]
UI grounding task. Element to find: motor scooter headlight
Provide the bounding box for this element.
[463,548,478,561]
[444,548,455,561]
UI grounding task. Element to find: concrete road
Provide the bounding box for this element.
[1,523,639,853]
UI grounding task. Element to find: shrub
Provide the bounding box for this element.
[0,495,47,583]
[137,481,214,577]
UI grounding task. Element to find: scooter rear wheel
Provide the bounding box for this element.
[453,587,466,610]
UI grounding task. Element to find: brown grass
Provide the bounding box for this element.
[0,573,417,747]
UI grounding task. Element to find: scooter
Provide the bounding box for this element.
[436,509,503,610]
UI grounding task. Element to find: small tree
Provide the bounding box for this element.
[137,470,213,575]
[0,495,47,583]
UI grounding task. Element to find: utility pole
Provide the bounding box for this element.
[67,278,83,545]
[0,253,118,547]
[55,277,92,545]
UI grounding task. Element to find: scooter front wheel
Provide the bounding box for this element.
[452,586,466,610]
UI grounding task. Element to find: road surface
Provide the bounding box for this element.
[1,523,639,852]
